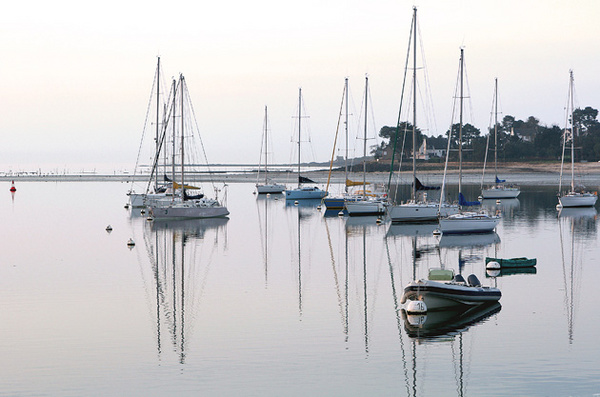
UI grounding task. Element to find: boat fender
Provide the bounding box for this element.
[467,274,481,287]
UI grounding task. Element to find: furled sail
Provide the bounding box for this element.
[414,177,440,191]
[459,192,481,207]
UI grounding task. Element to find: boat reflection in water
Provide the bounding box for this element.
[401,301,501,339]
[138,216,228,364]
[438,231,500,249]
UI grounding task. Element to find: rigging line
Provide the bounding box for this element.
[417,20,439,137]
[325,82,347,194]
[185,78,217,193]
[386,9,415,196]
[130,63,160,195]
[438,55,462,211]
[481,82,496,188]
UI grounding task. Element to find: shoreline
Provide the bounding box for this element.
[2,162,599,186]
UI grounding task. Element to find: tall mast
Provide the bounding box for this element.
[171,78,177,200]
[458,48,464,195]
[494,78,498,182]
[411,6,417,202]
[570,70,575,192]
[180,74,185,201]
[298,88,302,188]
[344,77,349,194]
[155,56,160,191]
[264,105,268,185]
[363,76,368,194]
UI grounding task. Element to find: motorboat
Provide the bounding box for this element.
[401,273,501,310]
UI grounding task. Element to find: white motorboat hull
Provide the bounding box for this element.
[481,186,520,199]
[285,187,328,200]
[439,212,500,234]
[558,192,598,208]
[388,202,458,222]
[401,279,501,310]
[256,183,285,194]
[345,200,385,216]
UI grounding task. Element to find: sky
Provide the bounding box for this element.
[1,0,599,173]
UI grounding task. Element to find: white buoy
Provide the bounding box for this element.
[294,201,299,205]
[496,199,502,204]
[478,195,483,201]
[105,225,113,232]
[140,209,145,215]
[127,238,135,247]
[406,299,427,314]
[486,260,501,270]
[266,193,271,198]
[146,216,153,222]
[338,210,344,217]
[432,229,441,236]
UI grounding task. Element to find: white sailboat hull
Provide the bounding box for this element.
[439,212,500,234]
[285,187,327,200]
[388,202,459,222]
[481,186,520,199]
[345,200,386,216]
[558,192,598,208]
[149,200,229,219]
[256,183,286,194]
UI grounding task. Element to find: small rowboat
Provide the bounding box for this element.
[485,257,537,268]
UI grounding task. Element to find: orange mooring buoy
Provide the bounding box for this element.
[9,181,16,192]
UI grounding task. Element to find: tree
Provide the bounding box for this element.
[378,122,424,159]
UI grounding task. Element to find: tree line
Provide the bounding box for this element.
[374,106,600,163]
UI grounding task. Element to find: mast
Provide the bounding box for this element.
[180,74,185,202]
[569,70,575,192]
[411,6,417,202]
[344,77,349,194]
[298,88,302,188]
[171,78,177,201]
[363,76,368,195]
[155,56,161,191]
[458,48,464,195]
[493,78,498,182]
[264,105,269,185]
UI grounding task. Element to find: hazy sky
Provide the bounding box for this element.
[1,0,599,172]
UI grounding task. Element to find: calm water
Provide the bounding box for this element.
[2,181,600,396]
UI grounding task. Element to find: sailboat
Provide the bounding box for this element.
[557,70,598,208]
[481,79,520,199]
[285,88,328,200]
[387,7,458,223]
[345,76,386,216]
[322,78,360,211]
[127,57,173,208]
[256,106,286,194]
[438,49,499,235]
[148,74,229,219]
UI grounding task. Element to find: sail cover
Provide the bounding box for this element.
[299,176,316,184]
[495,176,506,183]
[414,177,440,191]
[346,179,370,187]
[459,192,481,207]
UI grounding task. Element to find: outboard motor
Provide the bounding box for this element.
[467,274,481,287]
[453,274,466,284]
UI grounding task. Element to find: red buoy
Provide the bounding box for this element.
[9,181,16,192]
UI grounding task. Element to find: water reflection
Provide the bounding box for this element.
[400,302,501,397]
[138,217,228,364]
[557,208,596,344]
